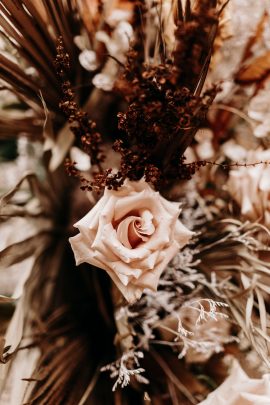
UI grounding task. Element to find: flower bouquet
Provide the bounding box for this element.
[1,1,270,404]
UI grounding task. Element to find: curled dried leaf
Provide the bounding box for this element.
[236,52,270,83]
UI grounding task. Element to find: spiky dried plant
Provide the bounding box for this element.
[0,1,80,133]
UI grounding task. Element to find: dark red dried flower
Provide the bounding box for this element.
[60,0,222,193]
[56,37,104,169]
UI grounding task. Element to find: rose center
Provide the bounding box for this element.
[116,210,155,249]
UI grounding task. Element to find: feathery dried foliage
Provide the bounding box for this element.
[195,218,270,368]
[101,244,233,394]
[178,184,270,367]
[101,351,149,392]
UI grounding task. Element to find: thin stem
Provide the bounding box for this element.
[151,349,197,405]
[78,368,100,405]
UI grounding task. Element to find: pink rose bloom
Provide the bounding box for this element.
[226,148,270,225]
[69,179,193,303]
[199,360,270,405]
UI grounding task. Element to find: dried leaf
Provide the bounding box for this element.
[236,52,270,83]
[0,172,55,216]
[0,297,25,363]
[44,123,75,172]
[0,233,51,269]
[0,347,40,405]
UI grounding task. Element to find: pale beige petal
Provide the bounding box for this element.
[198,360,270,405]
[174,220,194,247]
[102,224,150,263]
[135,242,179,291]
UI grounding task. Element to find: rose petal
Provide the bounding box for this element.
[114,190,166,221]
[74,192,112,238]
[198,361,270,405]
[135,251,160,271]
[138,209,155,235]
[174,221,195,247]
[105,268,145,302]
[102,224,150,263]
[69,234,90,265]
[142,217,173,251]
[159,196,181,218]
[134,241,179,291]
[116,216,142,248]
[111,261,142,280]
[128,221,144,247]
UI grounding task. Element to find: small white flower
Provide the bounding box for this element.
[92,20,133,91]
[70,147,91,171]
[92,71,115,91]
[96,21,133,62]
[107,10,131,26]
[78,49,98,72]
[195,129,215,160]
[74,35,98,72]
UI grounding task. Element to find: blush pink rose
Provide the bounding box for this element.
[198,360,270,405]
[69,179,193,303]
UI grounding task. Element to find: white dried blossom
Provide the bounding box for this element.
[92,71,117,92]
[195,129,215,160]
[74,35,98,72]
[92,21,133,91]
[78,49,98,72]
[70,146,91,171]
[96,21,133,63]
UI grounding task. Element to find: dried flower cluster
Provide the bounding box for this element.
[55,37,104,168]
[58,0,221,192]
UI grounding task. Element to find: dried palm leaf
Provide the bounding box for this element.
[0,167,119,404]
[0,0,96,144]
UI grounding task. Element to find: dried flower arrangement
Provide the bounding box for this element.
[1,1,270,404]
